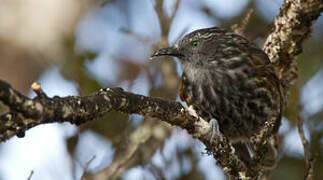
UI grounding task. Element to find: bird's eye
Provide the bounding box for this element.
[192,41,200,48]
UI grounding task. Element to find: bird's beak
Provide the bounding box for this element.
[150,46,182,60]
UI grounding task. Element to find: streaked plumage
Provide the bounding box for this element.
[151,27,284,162]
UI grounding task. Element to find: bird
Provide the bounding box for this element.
[150,27,284,162]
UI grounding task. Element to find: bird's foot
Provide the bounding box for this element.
[187,105,199,120]
[244,141,256,159]
[209,118,220,143]
[257,171,263,180]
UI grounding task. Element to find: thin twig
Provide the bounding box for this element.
[231,9,254,36]
[31,82,47,99]
[297,114,315,180]
[85,155,96,169]
[80,155,96,180]
[27,170,34,180]
[100,0,116,7]
[170,0,181,21]
[93,120,170,179]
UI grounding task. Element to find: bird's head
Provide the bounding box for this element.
[150,27,247,69]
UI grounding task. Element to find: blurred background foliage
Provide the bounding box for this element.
[0,0,322,179]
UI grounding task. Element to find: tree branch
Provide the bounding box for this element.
[298,113,315,180]
[0,79,248,178]
[93,120,170,179]
[263,0,323,93]
[263,0,323,64]
[0,80,186,141]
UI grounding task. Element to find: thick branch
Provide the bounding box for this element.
[0,80,185,141]
[263,0,323,64]
[263,0,323,92]
[0,79,247,178]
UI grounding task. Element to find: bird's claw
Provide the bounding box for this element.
[244,141,256,159]
[209,118,220,143]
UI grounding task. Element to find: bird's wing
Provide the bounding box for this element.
[248,47,271,67]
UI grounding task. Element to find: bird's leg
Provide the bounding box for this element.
[186,106,221,142]
[209,118,220,143]
[244,140,255,159]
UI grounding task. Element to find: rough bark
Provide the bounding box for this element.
[0,80,248,178]
[263,0,323,94]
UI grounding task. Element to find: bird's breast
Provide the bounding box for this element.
[180,65,282,140]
